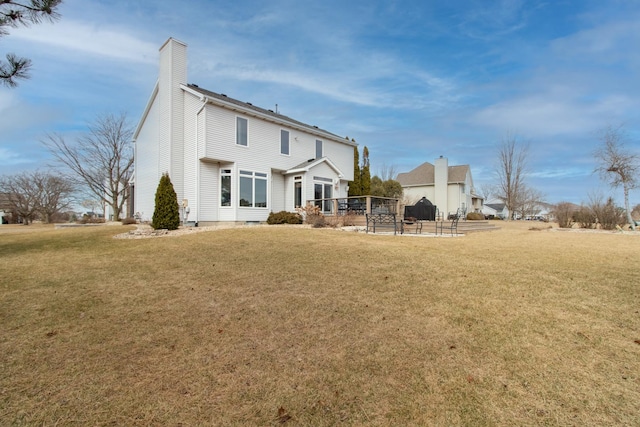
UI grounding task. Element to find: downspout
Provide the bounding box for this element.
[195,97,208,225]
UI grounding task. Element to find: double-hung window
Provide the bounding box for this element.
[280,130,290,155]
[315,139,323,158]
[236,117,248,146]
[239,170,267,208]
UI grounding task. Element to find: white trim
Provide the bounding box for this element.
[133,81,159,141]
[284,156,344,178]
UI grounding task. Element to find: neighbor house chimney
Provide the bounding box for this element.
[434,156,448,217]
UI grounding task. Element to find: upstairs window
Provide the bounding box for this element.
[315,139,323,158]
[236,117,248,146]
[280,130,290,155]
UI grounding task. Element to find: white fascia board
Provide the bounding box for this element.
[322,157,345,178]
[133,81,159,141]
[401,183,434,188]
[284,157,345,178]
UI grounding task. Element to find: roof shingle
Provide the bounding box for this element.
[396,162,470,186]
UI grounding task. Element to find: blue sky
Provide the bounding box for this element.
[2,0,639,204]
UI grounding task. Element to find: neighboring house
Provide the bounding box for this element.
[0,192,13,224]
[396,156,483,217]
[133,38,355,225]
[482,202,509,219]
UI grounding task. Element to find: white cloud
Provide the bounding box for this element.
[470,92,635,136]
[10,20,157,64]
[0,147,33,166]
[455,0,529,40]
[530,167,591,179]
[551,19,640,64]
[199,50,459,111]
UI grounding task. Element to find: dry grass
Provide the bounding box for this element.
[1,222,639,426]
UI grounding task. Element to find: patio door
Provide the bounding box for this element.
[314,182,332,213]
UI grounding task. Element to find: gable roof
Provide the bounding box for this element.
[283,157,344,178]
[485,203,506,211]
[396,162,470,186]
[183,84,355,147]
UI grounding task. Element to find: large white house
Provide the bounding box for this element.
[396,156,483,217]
[133,38,356,225]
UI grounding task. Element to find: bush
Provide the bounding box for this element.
[151,173,180,230]
[309,214,326,228]
[553,202,576,228]
[592,197,624,230]
[267,211,303,225]
[466,212,484,220]
[121,217,137,225]
[573,206,596,229]
[79,216,105,224]
[342,210,357,226]
[296,203,326,228]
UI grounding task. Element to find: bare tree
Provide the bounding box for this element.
[376,162,399,181]
[496,135,529,220]
[517,185,545,219]
[1,0,62,87]
[0,170,73,224]
[35,173,74,223]
[43,113,134,220]
[593,125,639,230]
[0,172,39,224]
[479,183,497,202]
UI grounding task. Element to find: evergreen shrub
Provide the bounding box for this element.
[152,173,180,230]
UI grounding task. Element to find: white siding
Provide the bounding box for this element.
[199,161,218,222]
[134,92,160,223]
[182,94,201,218]
[321,138,354,181]
[447,185,463,215]
[271,171,285,212]
[202,104,354,178]
[283,175,294,211]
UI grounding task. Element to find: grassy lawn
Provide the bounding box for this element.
[1,223,639,426]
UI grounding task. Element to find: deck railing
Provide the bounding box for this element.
[305,196,401,216]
